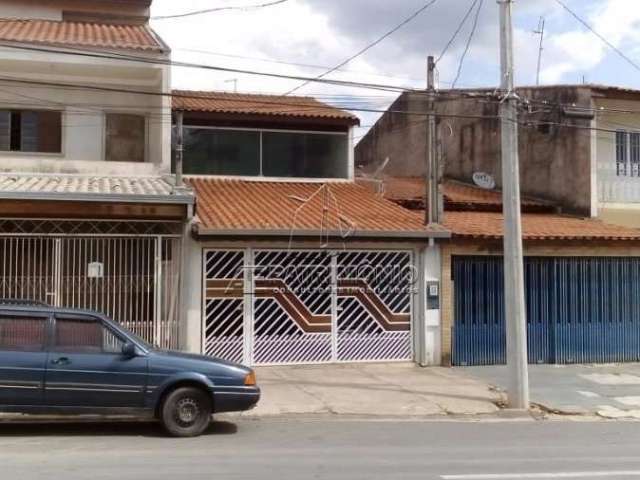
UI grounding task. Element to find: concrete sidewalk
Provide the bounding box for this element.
[240,363,503,417]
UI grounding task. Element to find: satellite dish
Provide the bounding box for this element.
[472,172,496,190]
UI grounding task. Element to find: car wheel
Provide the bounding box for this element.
[161,386,212,438]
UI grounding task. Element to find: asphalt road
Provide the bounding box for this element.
[1,417,640,479]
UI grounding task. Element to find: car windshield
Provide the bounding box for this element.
[107,318,155,350]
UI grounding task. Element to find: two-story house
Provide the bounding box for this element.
[172,90,448,366]
[0,0,193,349]
[356,84,640,366]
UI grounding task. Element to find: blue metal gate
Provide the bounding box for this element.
[452,256,640,366]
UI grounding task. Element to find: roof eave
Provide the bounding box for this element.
[195,227,451,240]
[0,191,195,205]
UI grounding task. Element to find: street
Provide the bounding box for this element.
[2,417,640,479]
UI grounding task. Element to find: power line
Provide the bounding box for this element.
[554,0,640,73]
[435,0,480,64]
[283,0,440,96]
[152,0,291,20]
[451,0,484,89]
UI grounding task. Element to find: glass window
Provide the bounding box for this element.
[616,130,628,177]
[0,316,47,352]
[262,132,348,178]
[54,317,124,354]
[631,133,640,177]
[182,128,260,175]
[0,109,62,153]
[105,113,146,163]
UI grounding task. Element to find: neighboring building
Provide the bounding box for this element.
[356,84,640,227]
[0,0,193,349]
[356,83,640,366]
[171,91,448,366]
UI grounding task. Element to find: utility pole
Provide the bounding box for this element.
[499,0,530,410]
[425,55,439,226]
[534,16,545,86]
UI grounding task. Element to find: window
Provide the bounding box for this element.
[0,315,47,352]
[615,130,640,177]
[183,128,260,175]
[180,127,349,179]
[54,317,125,354]
[105,113,146,163]
[0,109,62,153]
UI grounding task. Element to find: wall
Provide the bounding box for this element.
[356,86,595,216]
[594,97,640,225]
[439,240,640,365]
[0,48,171,176]
[0,0,150,22]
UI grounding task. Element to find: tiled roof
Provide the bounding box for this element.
[359,176,553,212]
[0,19,167,53]
[0,174,193,204]
[443,211,640,241]
[188,178,447,238]
[173,90,360,125]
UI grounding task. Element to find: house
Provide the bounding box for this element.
[0,0,193,349]
[172,90,448,366]
[356,84,640,366]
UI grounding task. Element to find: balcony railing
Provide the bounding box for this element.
[598,163,640,203]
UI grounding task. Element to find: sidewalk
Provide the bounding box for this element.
[240,363,503,417]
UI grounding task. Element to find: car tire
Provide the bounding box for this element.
[160,386,212,438]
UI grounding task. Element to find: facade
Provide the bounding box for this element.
[0,0,193,350]
[356,83,640,366]
[172,91,448,366]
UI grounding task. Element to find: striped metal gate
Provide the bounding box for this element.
[203,249,414,366]
[0,235,181,349]
[452,256,640,366]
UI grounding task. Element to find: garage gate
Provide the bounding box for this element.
[203,249,414,365]
[453,256,640,366]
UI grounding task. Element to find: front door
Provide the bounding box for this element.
[44,314,148,409]
[0,311,49,406]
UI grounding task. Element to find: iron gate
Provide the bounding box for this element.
[203,249,414,365]
[452,256,640,366]
[0,234,181,349]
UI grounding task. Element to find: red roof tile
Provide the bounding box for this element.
[188,178,446,238]
[442,211,640,241]
[0,19,166,53]
[173,90,360,125]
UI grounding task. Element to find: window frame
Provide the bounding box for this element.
[615,129,640,178]
[0,310,52,353]
[52,313,127,355]
[103,111,149,163]
[181,124,350,180]
[0,107,64,156]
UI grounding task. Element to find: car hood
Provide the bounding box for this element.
[148,349,251,378]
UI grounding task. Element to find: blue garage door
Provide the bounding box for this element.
[452,256,640,366]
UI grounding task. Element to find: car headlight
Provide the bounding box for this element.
[244,371,257,386]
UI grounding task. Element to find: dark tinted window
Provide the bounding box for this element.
[262,132,348,178]
[105,113,146,163]
[54,317,124,354]
[0,315,47,352]
[183,128,260,175]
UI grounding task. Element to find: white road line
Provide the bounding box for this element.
[441,472,640,479]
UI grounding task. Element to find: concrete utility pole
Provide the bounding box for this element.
[499,0,530,410]
[425,55,439,226]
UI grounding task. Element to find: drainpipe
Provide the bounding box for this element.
[174,110,184,190]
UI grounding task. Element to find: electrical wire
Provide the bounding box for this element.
[283,0,440,96]
[554,0,640,74]
[152,0,291,20]
[435,0,480,64]
[451,0,484,89]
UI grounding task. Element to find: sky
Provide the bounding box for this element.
[150,0,640,138]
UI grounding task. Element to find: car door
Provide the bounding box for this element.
[0,310,50,406]
[44,314,148,409]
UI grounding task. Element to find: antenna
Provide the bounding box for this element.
[533,16,545,85]
[224,78,239,93]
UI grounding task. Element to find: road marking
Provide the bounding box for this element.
[441,472,640,479]
[581,373,640,385]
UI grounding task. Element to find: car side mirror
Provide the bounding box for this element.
[122,342,138,358]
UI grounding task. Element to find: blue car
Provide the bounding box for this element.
[0,300,260,437]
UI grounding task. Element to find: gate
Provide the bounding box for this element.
[0,229,181,349]
[203,248,414,366]
[452,256,640,366]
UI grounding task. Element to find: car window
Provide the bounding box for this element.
[0,314,47,352]
[54,316,125,354]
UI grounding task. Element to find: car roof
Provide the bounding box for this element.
[0,303,109,318]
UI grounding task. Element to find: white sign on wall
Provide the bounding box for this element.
[472,172,496,190]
